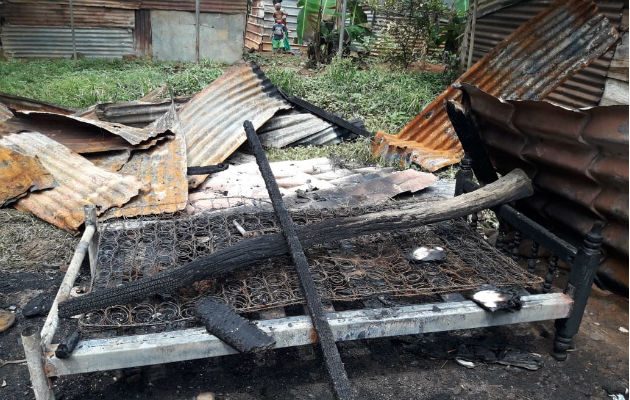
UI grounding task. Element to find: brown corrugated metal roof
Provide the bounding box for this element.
[140,0,247,14]
[0,92,77,115]
[100,134,188,219]
[0,110,170,153]
[3,0,141,9]
[0,132,143,231]
[0,104,13,122]
[178,64,291,188]
[3,3,135,28]
[373,0,620,171]
[0,146,57,206]
[460,83,628,288]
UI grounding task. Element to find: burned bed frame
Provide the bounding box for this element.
[21,156,603,400]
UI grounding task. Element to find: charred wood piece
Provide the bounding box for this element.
[55,331,81,359]
[245,120,355,400]
[446,99,498,185]
[58,169,533,319]
[187,164,228,175]
[278,88,369,139]
[194,297,275,353]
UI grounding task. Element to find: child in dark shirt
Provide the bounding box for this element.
[271,18,288,55]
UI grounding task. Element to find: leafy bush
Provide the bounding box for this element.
[379,0,463,69]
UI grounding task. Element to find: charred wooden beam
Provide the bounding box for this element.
[58,168,533,319]
[445,98,498,185]
[55,331,81,359]
[194,297,275,353]
[245,120,355,400]
[187,163,228,175]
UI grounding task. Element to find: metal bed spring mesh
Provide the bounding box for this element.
[79,204,542,332]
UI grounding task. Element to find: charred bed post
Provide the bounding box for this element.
[445,96,498,185]
[553,222,604,360]
[454,153,473,197]
[243,120,355,400]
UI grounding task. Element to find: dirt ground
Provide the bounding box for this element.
[0,261,628,400]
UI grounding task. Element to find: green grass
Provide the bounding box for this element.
[0,58,224,108]
[0,56,452,170]
[264,57,448,134]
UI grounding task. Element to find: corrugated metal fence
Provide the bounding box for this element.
[0,0,247,59]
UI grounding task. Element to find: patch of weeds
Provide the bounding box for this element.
[266,137,374,165]
[265,57,448,134]
[0,209,78,270]
[0,58,224,108]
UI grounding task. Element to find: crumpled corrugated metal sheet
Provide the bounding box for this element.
[178,64,291,188]
[101,102,188,219]
[0,132,143,231]
[468,0,624,109]
[0,146,57,206]
[258,111,357,147]
[186,157,437,213]
[373,0,620,171]
[460,83,628,288]
[0,110,170,153]
[0,92,77,115]
[90,96,192,127]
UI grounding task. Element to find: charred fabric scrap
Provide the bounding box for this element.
[58,170,534,317]
[372,0,620,171]
[245,120,354,400]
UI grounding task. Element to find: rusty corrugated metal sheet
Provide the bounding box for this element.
[0,110,170,153]
[460,83,628,288]
[0,26,135,59]
[470,0,625,109]
[0,92,77,115]
[0,146,57,206]
[373,0,620,171]
[92,96,192,126]
[4,0,141,9]
[0,132,143,231]
[258,112,354,147]
[101,103,188,219]
[3,3,135,28]
[178,64,291,187]
[140,0,247,14]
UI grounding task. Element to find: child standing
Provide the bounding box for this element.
[271,18,287,55]
[273,3,291,53]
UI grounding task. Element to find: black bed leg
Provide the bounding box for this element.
[454,154,473,196]
[552,222,604,360]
